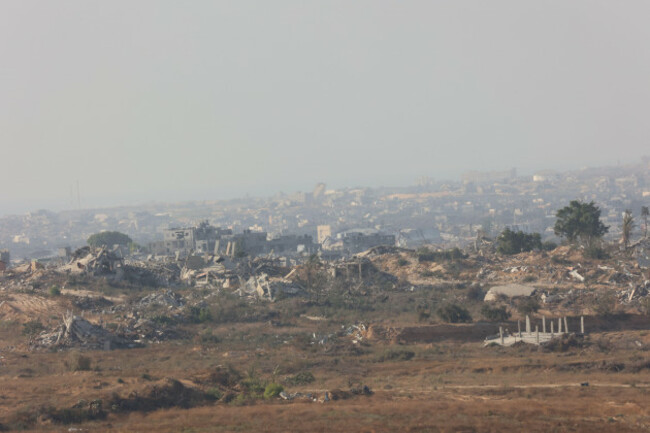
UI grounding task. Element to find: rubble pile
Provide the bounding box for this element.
[35,312,142,350]
[122,261,181,286]
[137,290,184,309]
[60,247,124,280]
[238,273,302,301]
[127,317,186,343]
[73,296,114,313]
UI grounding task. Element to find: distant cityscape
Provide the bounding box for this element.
[2,159,650,263]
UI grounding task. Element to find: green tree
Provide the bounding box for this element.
[554,201,609,247]
[87,231,133,248]
[496,228,542,255]
[642,206,649,238]
[621,209,634,250]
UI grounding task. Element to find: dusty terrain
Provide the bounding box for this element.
[0,246,649,432]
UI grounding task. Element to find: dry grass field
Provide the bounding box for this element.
[2,246,650,431]
[1,316,649,432]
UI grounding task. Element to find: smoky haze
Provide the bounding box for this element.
[1,1,649,215]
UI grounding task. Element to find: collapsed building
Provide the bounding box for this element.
[150,221,316,259]
[321,228,396,256]
[35,312,142,351]
[239,273,303,301]
[60,246,124,278]
[149,221,233,257]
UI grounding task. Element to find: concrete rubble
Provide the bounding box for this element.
[60,247,125,280]
[35,312,142,350]
[484,284,536,302]
[137,290,184,309]
[238,273,303,301]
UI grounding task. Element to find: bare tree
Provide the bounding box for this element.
[622,209,634,250]
[642,206,649,238]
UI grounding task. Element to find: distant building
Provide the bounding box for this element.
[323,229,395,255]
[151,222,314,258]
[396,228,441,248]
[224,230,315,257]
[150,221,232,256]
[317,225,332,244]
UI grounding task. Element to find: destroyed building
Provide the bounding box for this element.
[222,230,315,257]
[151,221,314,259]
[396,228,441,248]
[322,229,396,255]
[149,221,232,256]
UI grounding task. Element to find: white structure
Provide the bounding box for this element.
[484,315,585,347]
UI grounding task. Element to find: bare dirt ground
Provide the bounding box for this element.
[0,293,64,324]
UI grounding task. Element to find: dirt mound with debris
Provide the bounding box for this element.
[35,312,142,350]
[0,294,64,323]
[108,378,210,413]
[137,290,184,309]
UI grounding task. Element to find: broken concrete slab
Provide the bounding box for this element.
[484,284,536,301]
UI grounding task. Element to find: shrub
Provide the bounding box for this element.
[417,247,466,262]
[640,297,650,316]
[420,270,443,278]
[197,330,220,345]
[49,286,61,296]
[376,349,415,362]
[397,258,409,267]
[205,387,223,401]
[542,241,557,251]
[150,315,177,325]
[496,228,542,255]
[593,291,617,317]
[466,284,484,301]
[480,305,511,322]
[21,320,45,337]
[516,298,540,315]
[68,353,92,371]
[186,307,213,323]
[551,255,570,265]
[263,383,284,399]
[437,304,472,323]
[285,371,315,386]
[583,245,609,260]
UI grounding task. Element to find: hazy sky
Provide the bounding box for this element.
[1,1,649,215]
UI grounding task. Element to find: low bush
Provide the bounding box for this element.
[480,305,511,322]
[263,383,284,399]
[67,353,92,371]
[516,298,540,315]
[417,247,466,263]
[21,320,44,337]
[376,349,415,362]
[583,245,609,260]
[285,371,315,386]
[437,304,472,323]
[205,387,223,401]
